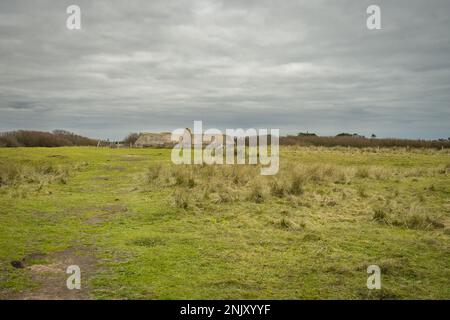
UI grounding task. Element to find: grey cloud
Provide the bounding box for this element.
[0,0,449,140]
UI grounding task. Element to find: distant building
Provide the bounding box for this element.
[134,132,174,147]
[134,129,230,148]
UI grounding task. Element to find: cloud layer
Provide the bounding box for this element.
[1,0,449,139]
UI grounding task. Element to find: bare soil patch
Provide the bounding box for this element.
[4,247,97,300]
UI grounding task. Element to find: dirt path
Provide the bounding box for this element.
[3,247,97,300]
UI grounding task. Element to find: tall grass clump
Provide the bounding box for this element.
[146,163,162,182]
[288,175,305,195]
[0,160,70,188]
[0,162,21,186]
[357,185,368,198]
[172,166,196,188]
[248,182,265,203]
[270,180,287,197]
[276,217,304,231]
[356,167,370,179]
[372,202,444,230]
[172,190,190,209]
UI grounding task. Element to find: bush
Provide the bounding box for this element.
[297,132,317,137]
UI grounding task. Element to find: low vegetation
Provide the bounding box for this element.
[0,146,449,299]
[0,161,71,189]
[281,135,450,149]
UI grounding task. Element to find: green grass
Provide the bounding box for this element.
[0,146,449,299]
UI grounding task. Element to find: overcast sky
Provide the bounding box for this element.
[1,0,449,140]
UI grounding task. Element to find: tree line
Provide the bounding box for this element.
[0,130,98,147]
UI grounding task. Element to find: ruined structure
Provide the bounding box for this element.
[134,132,174,147]
[134,129,230,148]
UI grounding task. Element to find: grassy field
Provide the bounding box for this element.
[0,146,449,299]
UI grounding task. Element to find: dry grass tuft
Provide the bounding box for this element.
[288,175,305,195]
[270,217,306,231]
[0,161,71,189]
[372,202,444,230]
[248,182,265,203]
[172,190,190,209]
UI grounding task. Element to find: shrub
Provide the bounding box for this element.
[297,132,317,137]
